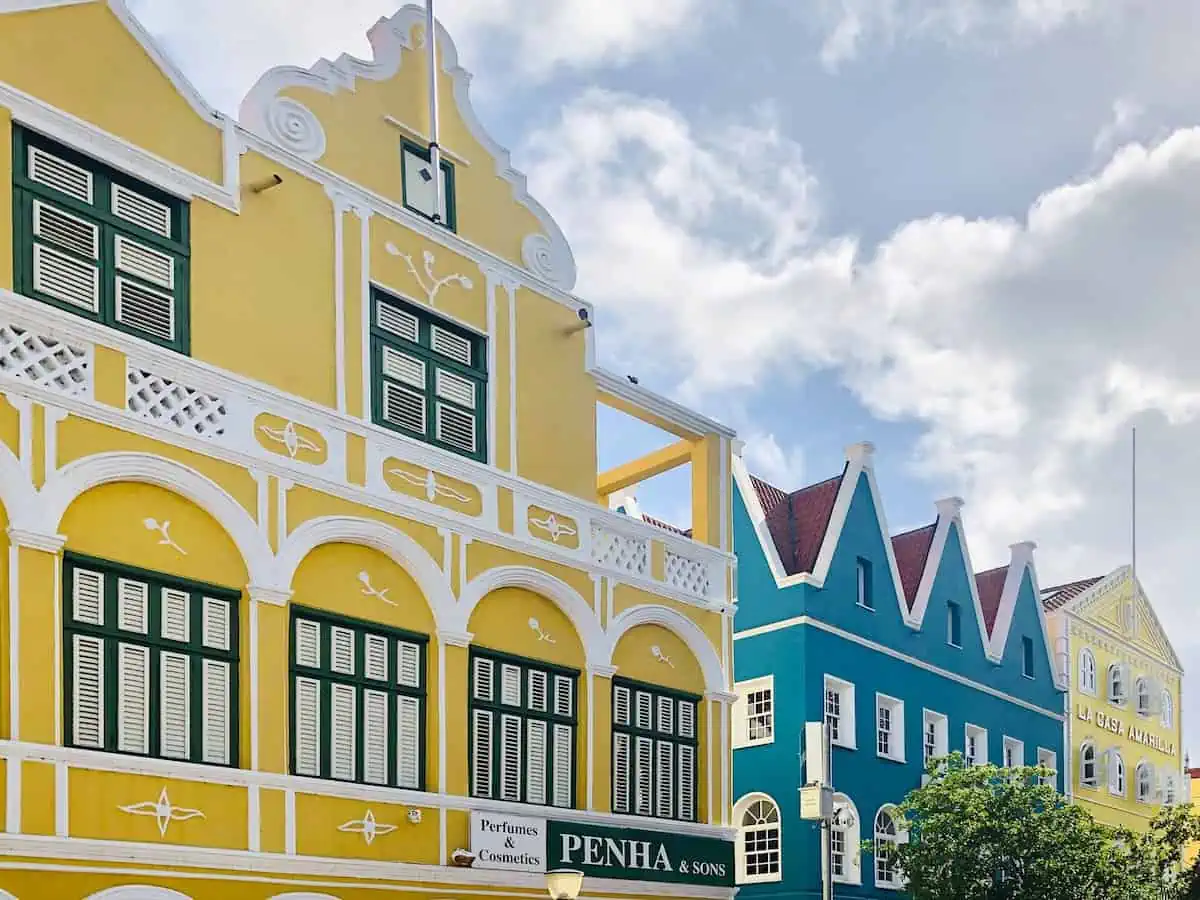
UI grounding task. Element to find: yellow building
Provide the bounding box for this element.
[1042,566,1184,831]
[0,2,740,898]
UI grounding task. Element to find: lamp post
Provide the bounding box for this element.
[546,869,585,900]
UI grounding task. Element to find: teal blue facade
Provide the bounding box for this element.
[731,457,1066,899]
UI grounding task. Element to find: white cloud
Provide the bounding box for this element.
[128,0,713,114]
[741,432,807,490]
[521,90,1200,660]
[1092,97,1144,157]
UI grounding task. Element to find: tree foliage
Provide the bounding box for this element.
[881,753,1200,900]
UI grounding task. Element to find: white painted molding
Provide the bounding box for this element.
[593,368,735,440]
[247,585,292,607]
[604,604,726,695]
[437,629,473,648]
[39,452,273,586]
[5,527,65,552]
[275,515,455,629]
[238,5,577,291]
[84,886,194,900]
[704,691,738,705]
[259,96,326,162]
[587,663,618,678]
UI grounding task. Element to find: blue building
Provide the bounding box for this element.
[730,442,1066,898]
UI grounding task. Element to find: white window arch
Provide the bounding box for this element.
[1161,690,1174,728]
[1109,750,1126,797]
[874,806,903,889]
[734,793,782,884]
[1135,678,1151,716]
[1165,774,1178,805]
[1135,762,1154,803]
[831,794,861,885]
[1108,664,1127,705]
[1080,741,1098,788]
[1079,648,1097,695]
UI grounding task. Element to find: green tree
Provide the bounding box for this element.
[882,753,1200,900]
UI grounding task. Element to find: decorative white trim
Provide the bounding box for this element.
[731,791,783,885]
[604,604,726,695]
[528,511,577,544]
[84,887,193,900]
[358,570,397,606]
[260,97,326,162]
[141,516,187,555]
[329,190,348,414]
[337,809,397,845]
[238,6,577,291]
[384,245,473,307]
[6,543,18,744]
[6,527,65,552]
[118,787,205,836]
[259,421,323,460]
[506,280,518,473]
[594,369,734,440]
[527,617,556,644]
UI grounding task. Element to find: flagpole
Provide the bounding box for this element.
[425,0,443,225]
[1131,426,1137,580]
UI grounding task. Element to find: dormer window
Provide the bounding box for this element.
[401,140,456,230]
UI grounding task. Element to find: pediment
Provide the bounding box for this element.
[1068,567,1180,669]
[239,4,576,291]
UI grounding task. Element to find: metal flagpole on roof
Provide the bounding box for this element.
[1131,426,1137,582]
[425,0,443,224]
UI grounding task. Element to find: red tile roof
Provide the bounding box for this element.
[975,566,1008,636]
[1040,576,1103,612]
[752,470,845,575]
[642,514,693,539]
[891,524,937,609]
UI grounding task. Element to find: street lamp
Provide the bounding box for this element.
[545,869,585,900]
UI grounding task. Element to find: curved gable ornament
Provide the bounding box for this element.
[238,4,577,291]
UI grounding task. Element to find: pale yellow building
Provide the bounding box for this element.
[1042,566,1184,831]
[0,2,740,898]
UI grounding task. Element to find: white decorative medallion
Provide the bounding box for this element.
[338,809,397,846]
[384,244,473,305]
[529,512,576,544]
[264,96,327,162]
[143,517,187,555]
[651,645,675,668]
[259,419,321,459]
[358,571,397,607]
[119,788,204,836]
[387,466,471,504]
[528,617,556,644]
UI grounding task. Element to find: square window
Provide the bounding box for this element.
[923,710,948,765]
[734,676,775,748]
[401,141,456,230]
[825,676,856,750]
[876,694,904,762]
[965,724,987,766]
[1003,736,1024,769]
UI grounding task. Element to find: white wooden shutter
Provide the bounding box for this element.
[435,403,476,454]
[554,676,573,718]
[159,651,190,760]
[732,689,748,747]
[116,643,150,754]
[363,689,389,785]
[472,657,494,701]
[397,641,421,688]
[552,724,573,808]
[34,200,98,258]
[657,695,675,734]
[294,676,321,776]
[435,368,475,407]
[679,700,696,738]
[472,709,493,797]
[111,183,172,237]
[72,634,104,748]
[528,670,548,712]
[72,568,104,625]
[330,683,357,781]
[295,619,320,668]
[397,695,421,789]
[635,691,652,730]
[500,713,522,801]
[613,733,631,813]
[382,382,426,433]
[201,659,231,765]
[33,242,99,311]
[381,346,426,387]
[115,234,175,289]
[160,588,189,642]
[500,664,521,706]
[431,326,472,365]
[526,719,547,805]
[614,686,631,726]
[330,626,355,675]
[28,146,93,203]
[117,579,149,634]
[634,736,653,815]
[377,302,419,342]
[115,277,175,342]
[201,598,230,652]
[364,634,389,682]
[678,745,696,820]
[655,740,674,817]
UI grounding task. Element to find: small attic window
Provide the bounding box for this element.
[401,140,455,231]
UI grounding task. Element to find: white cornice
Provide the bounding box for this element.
[5,527,65,552]
[593,369,735,439]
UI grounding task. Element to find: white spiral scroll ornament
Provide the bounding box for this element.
[522,232,577,292]
[264,97,327,162]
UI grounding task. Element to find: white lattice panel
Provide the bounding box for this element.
[665,549,710,598]
[127,367,227,438]
[0,324,90,396]
[591,524,649,577]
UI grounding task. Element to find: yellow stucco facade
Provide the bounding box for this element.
[1043,567,1184,831]
[0,3,740,900]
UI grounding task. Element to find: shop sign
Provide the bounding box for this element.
[546,820,734,887]
[471,811,546,872]
[1075,705,1176,755]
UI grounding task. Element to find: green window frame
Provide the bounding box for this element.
[400,139,456,231]
[289,607,428,790]
[469,648,577,808]
[371,288,488,462]
[62,553,239,766]
[613,678,698,821]
[12,126,191,352]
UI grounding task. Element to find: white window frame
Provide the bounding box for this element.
[1135,761,1154,803]
[825,675,856,750]
[733,675,775,749]
[1079,648,1097,695]
[1135,677,1151,717]
[1037,747,1057,787]
[875,694,905,763]
[1079,741,1098,789]
[1164,772,1178,805]
[1161,690,1174,729]
[831,794,862,885]
[734,792,782,884]
[1108,663,1128,706]
[922,709,948,765]
[964,723,987,767]
[873,805,904,890]
[1002,736,1024,769]
[1108,749,1126,797]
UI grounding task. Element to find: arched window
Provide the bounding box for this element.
[1080,742,1098,788]
[1165,774,1178,805]
[1135,678,1151,716]
[831,794,861,885]
[1079,648,1097,694]
[735,795,781,884]
[1161,691,1173,728]
[874,807,901,888]
[1110,750,1126,797]
[1135,762,1154,803]
[1108,664,1127,705]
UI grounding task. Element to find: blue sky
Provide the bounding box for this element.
[132,0,1200,756]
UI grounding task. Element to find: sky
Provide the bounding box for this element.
[129,0,1200,756]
